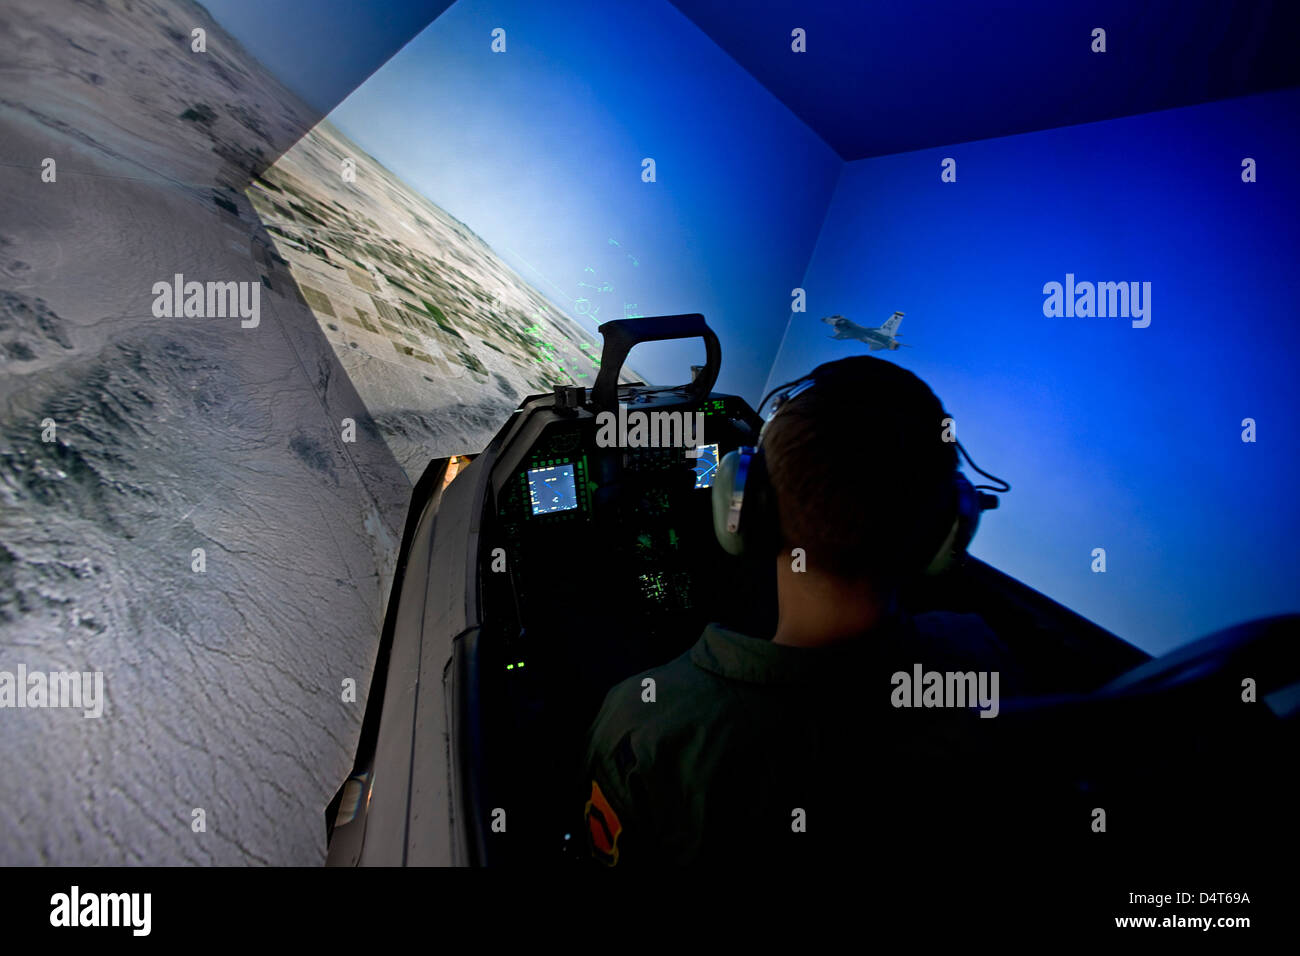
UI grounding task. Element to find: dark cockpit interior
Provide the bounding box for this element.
[470,317,778,860]
[478,389,774,861]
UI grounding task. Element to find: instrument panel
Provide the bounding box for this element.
[471,387,769,865]
[495,396,740,527]
[484,394,756,666]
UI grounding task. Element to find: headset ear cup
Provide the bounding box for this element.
[712,449,749,556]
[923,517,962,577]
[924,472,981,576]
[951,472,980,555]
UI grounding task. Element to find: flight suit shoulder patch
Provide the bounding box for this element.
[585,779,624,866]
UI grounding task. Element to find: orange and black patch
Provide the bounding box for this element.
[584,779,623,866]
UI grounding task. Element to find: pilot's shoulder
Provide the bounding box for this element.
[586,647,719,756]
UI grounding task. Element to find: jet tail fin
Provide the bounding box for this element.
[880,311,904,336]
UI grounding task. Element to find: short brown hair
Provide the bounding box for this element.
[762,357,958,583]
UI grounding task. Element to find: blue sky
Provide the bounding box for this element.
[767,88,1300,654]
[321,0,840,401]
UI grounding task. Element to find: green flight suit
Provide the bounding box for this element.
[580,612,1022,866]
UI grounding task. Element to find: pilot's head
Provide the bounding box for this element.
[762,356,958,598]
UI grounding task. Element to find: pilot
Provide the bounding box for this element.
[578,355,1030,867]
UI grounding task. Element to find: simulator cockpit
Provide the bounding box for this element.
[325,314,1299,869]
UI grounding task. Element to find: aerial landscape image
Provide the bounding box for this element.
[0,0,635,865]
[246,117,626,481]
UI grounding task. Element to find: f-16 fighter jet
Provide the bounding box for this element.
[822,311,910,350]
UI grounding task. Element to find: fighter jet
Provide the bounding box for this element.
[822,311,910,350]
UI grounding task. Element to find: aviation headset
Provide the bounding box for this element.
[710,362,1009,577]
